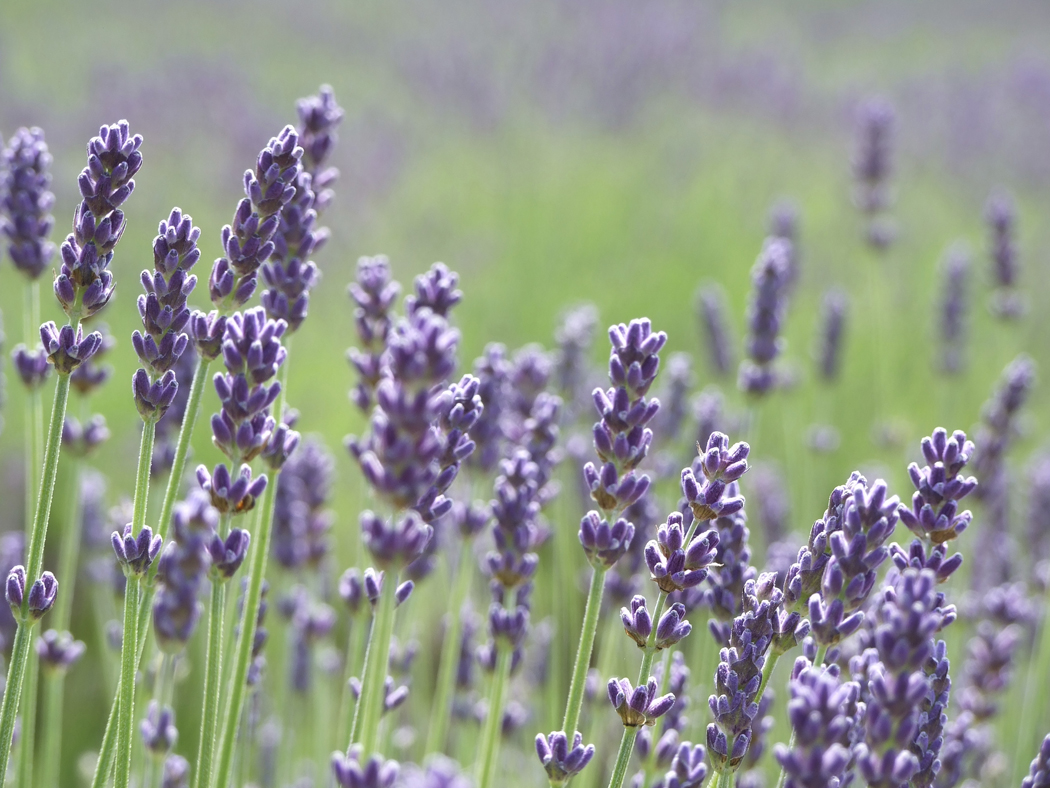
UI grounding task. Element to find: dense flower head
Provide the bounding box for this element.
[11,344,51,390]
[111,523,163,576]
[738,238,792,396]
[35,628,86,672]
[133,368,178,421]
[621,595,691,649]
[6,566,58,621]
[54,121,142,319]
[152,493,215,651]
[331,747,400,788]
[608,676,676,727]
[141,701,178,756]
[535,730,595,785]
[406,262,462,317]
[1,126,56,279]
[40,321,103,375]
[196,463,267,514]
[985,189,1024,319]
[899,427,976,545]
[1023,733,1050,788]
[815,287,848,382]
[360,509,433,568]
[645,512,719,593]
[206,528,250,580]
[696,285,734,377]
[579,511,635,568]
[680,432,749,521]
[701,500,756,645]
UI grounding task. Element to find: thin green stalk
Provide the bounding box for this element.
[561,565,608,737]
[352,568,398,757]
[211,475,279,788]
[605,727,639,788]
[1013,579,1050,785]
[0,625,33,783]
[39,668,65,788]
[194,568,229,788]
[16,655,37,788]
[113,578,141,788]
[425,537,477,756]
[477,643,514,788]
[640,647,675,784]
[755,652,781,707]
[89,679,120,788]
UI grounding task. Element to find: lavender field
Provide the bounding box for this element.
[1,1,1049,787]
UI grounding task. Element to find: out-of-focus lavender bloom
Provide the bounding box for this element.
[297,84,344,188]
[35,629,85,672]
[152,493,214,652]
[680,432,750,521]
[814,288,848,383]
[406,262,462,317]
[285,586,336,694]
[331,747,400,788]
[162,754,190,788]
[68,325,114,396]
[851,97,896,249]
[773,658,862,788]
[738,239,792,396]
[141,701,177,757]
[1023,734,1050,788]
[208,127,302,310]
[553,303,599,410]
[692,387,729,452]
[508,344,553,425]
[400,756,471,788]
[937,245,971,374]
[985,190,1024,320]
[973,355,1035,496]
[749,464,788,548]
[535,730,595,785]
[958,620,1022,722]
[768,199,800,288]
[696,285,734,377]
[62,414,109,458]
[0,534,22,648]
[152,345,197,474]
[609,676,675,728]
[657,353,693,446]
[271,437,335,570]
[468,343,511,473]
[852,570,954,788]
[1,127,55,279]
[55,121,142,320]
[659,741,708,788]
[701,498,756,646]
[11,344,50,391]
[347,255,401,412]
[1029,452,1050,573]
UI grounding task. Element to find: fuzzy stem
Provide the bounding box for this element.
[605,727,640,788]
[211,474,279,788]
[352,567,399,757]
[89,679,120,788]
[755,652,781,707]
[561,565,608,738]
[16,655,38,788]
[39,668,65,788]
[425,537,477,756]
[113,577,141,788]
[1013,578,1050,784]
[0,625,33,783]
[194,565,229,788]
[477,641,514,788]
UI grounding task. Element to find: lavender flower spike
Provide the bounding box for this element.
[985,189,1024,319]
[937,244,971,374]
[815,287,848,383]
[6,566,58,621]
[40,322,103,375]
[680,432,749,521]
[1,127,56,279]
[608,676,676,727]
[1023,733,1050,788]
[645,513,719,594]
[899,428,977,545]
[535,730,595,785]
[111,524,163,576]
[696,285,733,377]
[738,238,792,396]
[36,629,86,672]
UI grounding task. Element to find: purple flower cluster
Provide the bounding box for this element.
[738,239,792,396]
[815,288,848,383]
[553,303,600,414]
[984,190,1024,320]
[152,494,213,652]
[1,127,55,280]
[467,343,512,473]
[851,97,895,249]
[271,437,335,570]
[347,255,401,412]
[937,245,970,375]
[700,498,756,645]
[696,285,734,377]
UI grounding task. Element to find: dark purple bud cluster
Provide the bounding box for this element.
[196,463,267,515]
[296,84,344,186]
[6,566,58,621]
[55,121,142,320]
[680,432,749,522]
[162,755,189,788]
[111,523,163,576]
[937,244,970,374]
[985,190,1024,320]
[909,639,951,788]
[208,127,303,309]
[152,493,215,652]
[207,528,251,580]
[645,512,719,594]
[579,511,634,569]
[507,344,553,425]
[40,322,103,375]
[706,573,792,773]
[815,288,848,383]
[900,428,976,545]
[347,255,401,412]
[271,437,335,570]
[360,510,433,569]
[11,344,51,390]
[851,97,896,248]
[773,658,863,788]
[141,701,178,757]
[621,595,691,649]
[210,307,287,462]
[406,262,462,317]
[852,569,954,788]
[62,414,109,457]
[535,730,595,785]
[608,676,676,727]
[35,629,86,672]
[331,748,400,788]
[1,127,55,280]
[696,285,734,377]
[700,499,756,646]
[738,238,792,396]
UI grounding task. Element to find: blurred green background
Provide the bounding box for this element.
[2,0,1050,784]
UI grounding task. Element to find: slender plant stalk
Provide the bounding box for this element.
[17,657,38,788]
[1013,579,1050,784]
[211,475,279,788]
[0,626,33,783]
[477,642,514,788]
[424,537,476,756]
[561,565,608,737]
[352,567,399,757]
[39,667,65,787]
[639,646,675,784]
[113,578,141,788]
[194,514,231,788]
[606,727,639,788]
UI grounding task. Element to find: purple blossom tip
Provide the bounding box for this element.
[535,730,595,785]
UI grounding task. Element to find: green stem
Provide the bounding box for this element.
[0,625,33,783]
[211,474,279,788]
[89,679,120,788]
[755,652,781,707]
[561,565,608,737]
[605,727,640,788]
[641,648,675,783]
[352,567,399,757]
[194,572,228,788]
[1013,579,1050,785]
[39,668,66,788]
[425,538,477,756]
[16,654,37,788]
[113,577,141,788]
[477,643,514,788]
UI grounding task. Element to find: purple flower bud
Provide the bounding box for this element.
[535,730,595,785]
[26,570,58,620]
[608,676,676,727]
[140,700,178,756]
[207,529,250,580]
[645,513,719,594]
[35,629,85,672]
[196,463,266,514]
[62,414,110,457]
[111,523,163,576]
[579,511,635,569]
[11,344,51,390]
[331,747,399,788]
[132,368,178,422]
[40,322,103,374]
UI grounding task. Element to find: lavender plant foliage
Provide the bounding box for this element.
[937,244,970,375]
[55,121,142,320]
[985,190,1024,320]
[738,238,792,396]
[1,127,55,279]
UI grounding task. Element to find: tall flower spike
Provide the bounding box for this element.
[852,97,896,249]
[814,287,848,383]
[680,432,749,522]
[738,238,792,396]
[55,121,142,319]
[1,127,56,280]
[985,189,1024,320]
[696,285,734,377]
[937,244,971,375]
